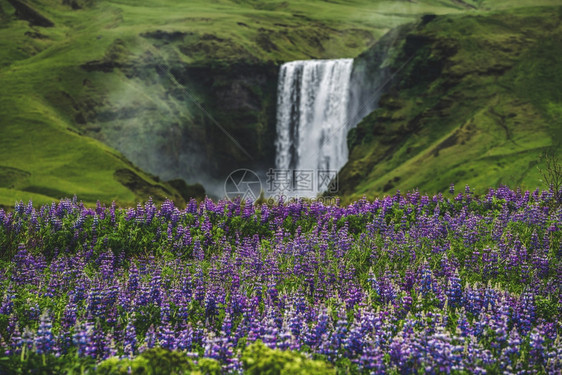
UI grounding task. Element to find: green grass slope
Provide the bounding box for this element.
[0,87,188,209]
[0,11,189,210]
[340,6,562,200]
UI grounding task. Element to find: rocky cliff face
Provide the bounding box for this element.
[347,24,414,130]
[68,36,279,197]
[170,62,279,178]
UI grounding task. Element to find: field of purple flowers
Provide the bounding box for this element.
[0,186,560,374]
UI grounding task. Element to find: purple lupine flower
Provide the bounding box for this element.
[305,309,331,348]
[127,262,140,294]
[143,325,157,350]
[446,270,462,308]
[57,330,73,356]
[344,316,364,357]
[517,290,535,335]
[123,320,137,358]
[99,250,115,280]
[158,321,176,350]
[73,323,96,358]
[102,332,117,359]
[21,327,34,352]
[177,324,193,351]
[277,319,296,351]
[463,283,482,315]
[420,263,434,297]
[529,327,545,365]
[8,324,22,355]
[204,335,238,372]
[287,308,304,339]
[35,311,54,355]
[358,336,385,374]
[501,328,521,363]
[328,309,348,357]
[457,310,472,337]
[149,269,162,306]
[86,282,104,319]
[261,314,280,349]
[0,290,14,315]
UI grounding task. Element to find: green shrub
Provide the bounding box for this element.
[0,352,96,374]
[196,358,222,375]
[96,349,223,375]
[97,348,200,375]
[242,341,335,375]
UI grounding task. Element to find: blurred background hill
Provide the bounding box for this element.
[0,0,560,207]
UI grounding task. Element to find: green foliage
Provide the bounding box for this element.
[0,352,96,375]
[537,148,562,203]
[0,346,336,375]
[196,358,222,375]
[96,357,137,375]
[137,348,195,374]
[97,348,200,375]
[0,349,224,375]
[535,295,560,321]
[96,349,224,375]
[242,341,335,375]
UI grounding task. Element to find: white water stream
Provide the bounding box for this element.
[274,59,354,196]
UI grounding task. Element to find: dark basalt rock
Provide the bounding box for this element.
[141,30,189,42]
[80,60,125,72]
[167,179,206,202]
[25,31,48,39]
[6,0,54,27]
[62,0,83,10]
[114,169,185,205]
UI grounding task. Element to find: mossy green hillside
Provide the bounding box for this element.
[0,78,188,209]
[340,6,562,200]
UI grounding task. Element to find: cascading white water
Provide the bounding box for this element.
[275,58,354,196]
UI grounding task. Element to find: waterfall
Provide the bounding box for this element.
[274,58,354,196]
